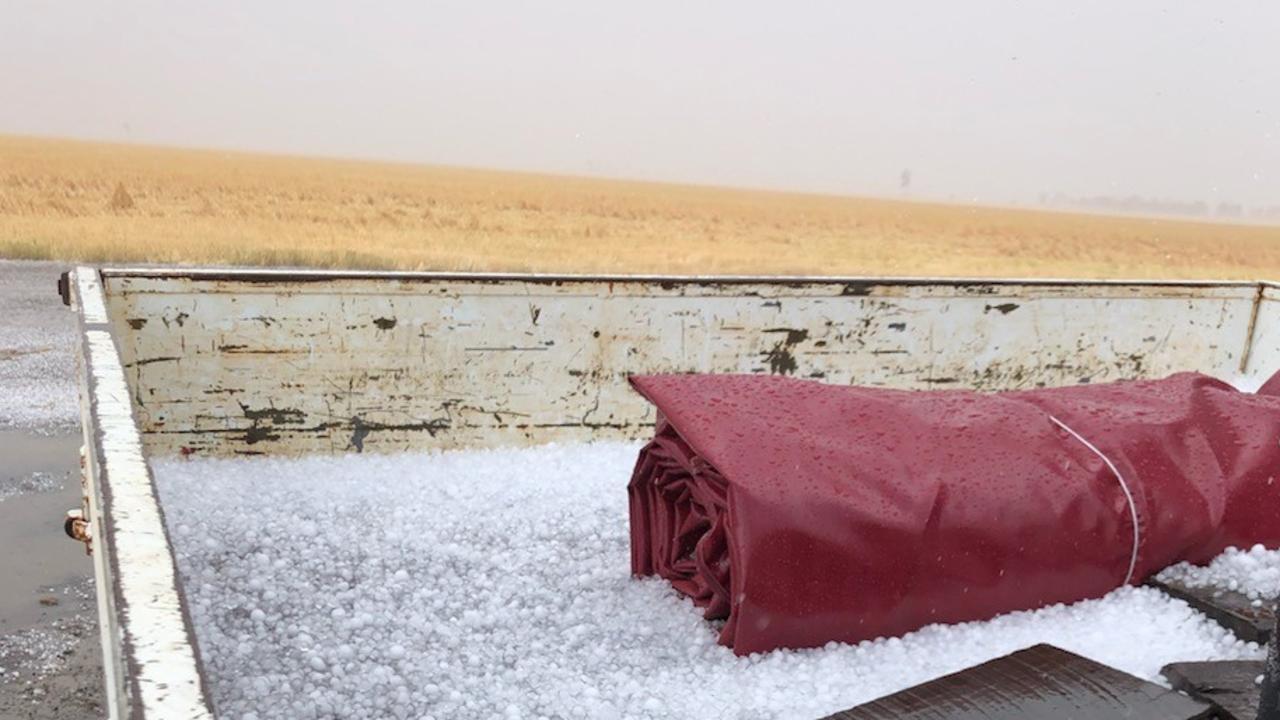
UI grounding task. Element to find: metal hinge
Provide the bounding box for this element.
[57,270,71,307]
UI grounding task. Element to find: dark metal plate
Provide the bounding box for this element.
[821,644,1217,720]
[1163,660,1264,720]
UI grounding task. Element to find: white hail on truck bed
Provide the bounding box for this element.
[153,442,1265,720]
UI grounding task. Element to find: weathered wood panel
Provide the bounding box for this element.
[96,271,1276,457]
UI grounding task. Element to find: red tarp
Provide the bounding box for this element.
[628,372,1280,655]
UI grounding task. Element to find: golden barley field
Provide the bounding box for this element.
[2,134,1277,279]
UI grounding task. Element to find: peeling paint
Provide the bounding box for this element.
[93,272,1276,459]
[840,283,874,296]
[238,404,306,425]
[349,417,370,452]
[761,327,810,375]
[86,331,214,718]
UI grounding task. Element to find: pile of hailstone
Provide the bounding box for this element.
[154,442,1262,720]
[1157,544,1280,606]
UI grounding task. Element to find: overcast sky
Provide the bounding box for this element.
[2,1,1277,205]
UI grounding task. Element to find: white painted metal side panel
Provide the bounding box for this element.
[1244,284,1280,388]
[73,273,127,720]
[97,272,1272,458]
[74,269,215,720]
[72,269,1280,719]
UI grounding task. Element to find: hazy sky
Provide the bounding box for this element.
[3,1,1277,205]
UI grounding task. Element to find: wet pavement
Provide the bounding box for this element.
[0,431,83,632]
[0,261,103,719]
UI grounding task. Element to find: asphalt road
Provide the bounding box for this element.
[0,261,104,720]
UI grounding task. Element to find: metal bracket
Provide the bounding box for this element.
[58,270,71,307]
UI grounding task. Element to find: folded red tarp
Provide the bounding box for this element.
[628,372,1280,655]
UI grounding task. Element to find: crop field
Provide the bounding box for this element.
[2,134,1277,278]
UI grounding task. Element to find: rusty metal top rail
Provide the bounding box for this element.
[95,265,1274,288]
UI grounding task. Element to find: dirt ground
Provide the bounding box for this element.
[0,261,104,719]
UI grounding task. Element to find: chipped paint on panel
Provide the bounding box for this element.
[92,273,1277,458]
[85,328,213,719]
[96,266,1262,291]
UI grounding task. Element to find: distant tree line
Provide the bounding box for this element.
[1038,192,1280,221]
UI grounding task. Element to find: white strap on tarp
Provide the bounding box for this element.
[1049,415,1140,586]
